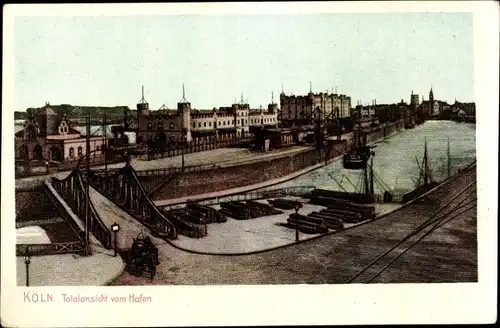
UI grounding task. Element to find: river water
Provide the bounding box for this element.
[264,121,476,196]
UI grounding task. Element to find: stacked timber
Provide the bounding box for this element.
[309,196,376,222]
[310,189,370,204]
[186,203,227,223]
[219,202,250,220]
[162,209,208,238]
[268,198,303,210]
[246,200,283,217]
[306,211,345,230]
[279,213,329,234]
[218,201,282,220]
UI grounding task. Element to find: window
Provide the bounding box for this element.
[77,146,83,156]
[209,122,212,127]
[199,122,202,127]
[193,122,196,128]
[203,122,206,127]
[96,145,100,151]
[69,147,74,158]
[237,120,240,125]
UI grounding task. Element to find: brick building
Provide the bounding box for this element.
[279,85,352,127]
[15,103,106,162]
[135,86,278,146]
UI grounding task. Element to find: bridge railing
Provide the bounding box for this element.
[88,164,178,239]
[125,165,179,239]
[52,170,112,249]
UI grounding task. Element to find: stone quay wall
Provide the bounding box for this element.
[149,142,346,201]
[149,120,404,202]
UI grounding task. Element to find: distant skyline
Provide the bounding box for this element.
[14,12,473,111]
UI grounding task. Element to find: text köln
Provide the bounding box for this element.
[24,292,54,303]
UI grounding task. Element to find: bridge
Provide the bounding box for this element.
[28,153,218,257]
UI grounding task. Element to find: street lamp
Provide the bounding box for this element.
[24,247,31,287]
[111,223,120,257]
[294,204,300,242]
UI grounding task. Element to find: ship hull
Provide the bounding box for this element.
[343,146,371,170]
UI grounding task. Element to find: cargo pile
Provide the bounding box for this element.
[186,203,227,223]
[278,194,376,234]
[309,189,371,204]
[309,194,376,222]
[278,213,330,234]
[162,208,208,238]
[268,198,303,210]
[219,200,283,220]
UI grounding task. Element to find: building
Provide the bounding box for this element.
[452,99,476,117]
[136,86,278,146]
[279,85,352,127]
[15,103,106,162]
[418,87,443,117]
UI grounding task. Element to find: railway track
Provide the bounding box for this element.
[346,174,477,284]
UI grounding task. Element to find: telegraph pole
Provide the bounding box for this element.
[364,163,369,199]
[103,112,108,179]
[370,156,374,197]
[423,137,428,186]
[447,136,451,178]
[84,115,92,256]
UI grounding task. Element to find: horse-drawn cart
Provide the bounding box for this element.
[129,232,160,279]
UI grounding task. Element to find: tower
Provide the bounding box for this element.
[137,86,149,116]
[410,90,419,117]
[428,86,434,116]
[268,91,278,113]
[177,83,192,142]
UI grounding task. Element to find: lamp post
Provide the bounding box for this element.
[111,222,120,257]
[294,204,300,242]
[24,247,31,287]
[182,131,187,171]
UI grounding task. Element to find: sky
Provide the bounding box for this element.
[14,12,474,111]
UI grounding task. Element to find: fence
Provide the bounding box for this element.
[16,242,85,256]
[15,152,126,179]
[138,134,254,161]
[91,162,222,178]
[16,217,65,229]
